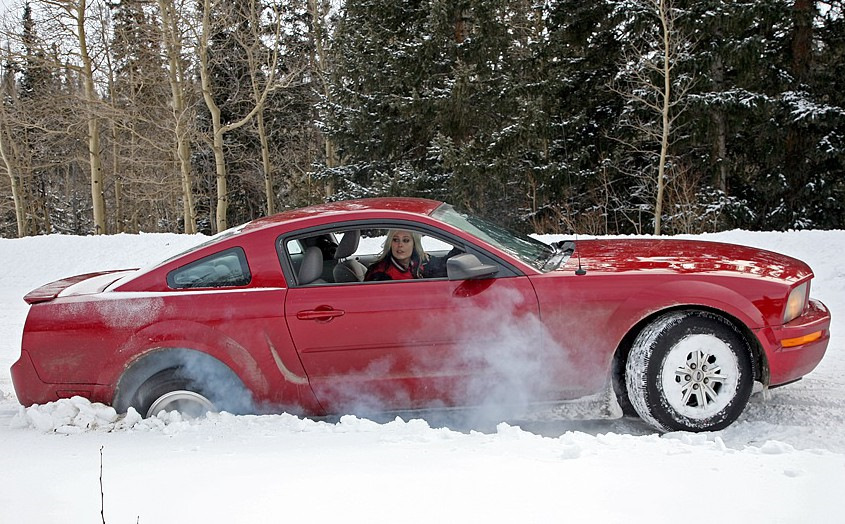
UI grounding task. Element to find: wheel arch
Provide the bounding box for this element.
[112,347,253,414]
[611,305,768,411]
[101,319,272,408]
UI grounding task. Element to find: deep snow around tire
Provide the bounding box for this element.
[133,368,215,418]
[625,310,755,432]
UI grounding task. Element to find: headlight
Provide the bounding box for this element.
[783,281,810,324]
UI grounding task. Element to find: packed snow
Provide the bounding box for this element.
[1,229,844,523]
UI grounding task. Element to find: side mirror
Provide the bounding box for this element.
[446,253,498,280]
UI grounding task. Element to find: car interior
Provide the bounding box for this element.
[285,228,461,286]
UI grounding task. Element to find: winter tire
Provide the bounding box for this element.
[625,310,754,432]
[134,368,217,418]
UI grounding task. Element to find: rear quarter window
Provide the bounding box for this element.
[166,247,251,289]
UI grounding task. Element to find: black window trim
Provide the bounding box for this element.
[276,219,523,288]
[166,246,252,289]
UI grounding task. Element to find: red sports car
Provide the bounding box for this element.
[11,198,831,432]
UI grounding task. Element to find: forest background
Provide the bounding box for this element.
[0,0,843,239]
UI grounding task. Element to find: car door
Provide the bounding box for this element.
[282,230,542,414]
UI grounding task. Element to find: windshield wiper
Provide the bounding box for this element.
[540,240,575,271]
[553,240,576,256]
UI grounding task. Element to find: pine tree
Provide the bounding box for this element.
[541,0,626,233]
[317,0,437,200]
[320,0,562,227]
[678,0,845,230]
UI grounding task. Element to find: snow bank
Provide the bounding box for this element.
[1,230,844,523]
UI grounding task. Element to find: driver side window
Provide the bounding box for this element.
[284,227,463,286]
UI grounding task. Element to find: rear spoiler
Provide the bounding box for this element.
[23,270,133,304]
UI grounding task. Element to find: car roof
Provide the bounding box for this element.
[241,197,444,233]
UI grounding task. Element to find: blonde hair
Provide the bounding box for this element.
[377,229,429,262]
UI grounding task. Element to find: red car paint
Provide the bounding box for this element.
[10,198,830,424]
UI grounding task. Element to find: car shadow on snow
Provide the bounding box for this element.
[321,400,658,438]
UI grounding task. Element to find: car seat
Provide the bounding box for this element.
[333,230,367,282]
[297,246,326,285]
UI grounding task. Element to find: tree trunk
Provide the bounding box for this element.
[257,110,275,215]
[309,0,338,198]
[199,0,281,232]
[791,0,813,83]
[785,0,815,208]
[212,127,228,233]
[198,0,228,233]
[158,0,196,234]
[654,0,672,236]
[0,127,26,237]
[77,0,106,234]
[710,33,728,195]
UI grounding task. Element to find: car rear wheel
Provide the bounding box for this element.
[134,368,217,418]
[625,310,754,432]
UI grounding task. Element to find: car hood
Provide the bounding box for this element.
[566,238,813,283]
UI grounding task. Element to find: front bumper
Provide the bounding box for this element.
[757,299,831,386]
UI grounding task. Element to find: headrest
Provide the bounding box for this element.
[335,230,361,259]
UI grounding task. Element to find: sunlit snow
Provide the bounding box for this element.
[1,229,844,523]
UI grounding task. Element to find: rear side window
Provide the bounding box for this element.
[167,247,251,289]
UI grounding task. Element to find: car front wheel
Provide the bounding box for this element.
[625,310,754,432]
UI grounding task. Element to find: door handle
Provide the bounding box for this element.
[297,307,345,321]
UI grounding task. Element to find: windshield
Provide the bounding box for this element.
[432,204,555,271]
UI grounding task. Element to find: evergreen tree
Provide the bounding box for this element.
[320,0,564,227]
[542,0,626,233]
[677,0,845,230]
[317,0,437,200]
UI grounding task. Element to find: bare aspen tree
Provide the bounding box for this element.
[1,3,95,236]
[654,0,671,236]
[612,0,692,235]
[76,0,106,234]
[33,0,107,234]
[256,91,274,215]
[308,0,337,198]
[102,0,189,234]
[0,59,26,237]
[157,0,197,233]
[240,2,285,217]
[97,2,124,232]
[197,0,281,232]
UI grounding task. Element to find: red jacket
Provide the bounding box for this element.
[364,255,422,281]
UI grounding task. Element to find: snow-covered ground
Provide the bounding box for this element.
[1,229,844,523]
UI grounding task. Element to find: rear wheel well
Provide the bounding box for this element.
[113,348,253,416]
[611,306,766,415]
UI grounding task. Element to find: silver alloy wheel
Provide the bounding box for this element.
[146,390,216,418]
[660,334,740,419]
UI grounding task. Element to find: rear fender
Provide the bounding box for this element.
[112,348,251,414]
[105,320,271,409]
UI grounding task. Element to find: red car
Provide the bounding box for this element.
[11,198,831,432]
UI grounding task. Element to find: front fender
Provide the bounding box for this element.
[610,279,770,334]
